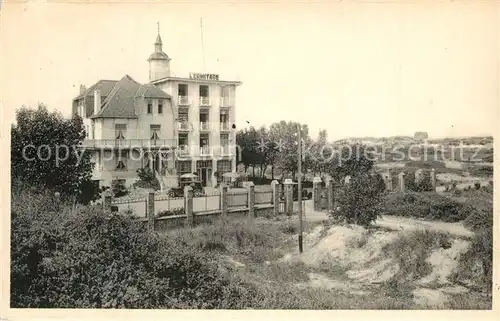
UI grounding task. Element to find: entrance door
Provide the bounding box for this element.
[198,168,207,187]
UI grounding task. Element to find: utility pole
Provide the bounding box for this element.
[297,124,303,253]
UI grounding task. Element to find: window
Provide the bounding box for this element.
[220,85,230,98]
[199,113,208,123]
[177,160,192,174]
[196,160,212,169]
[200,134,209,146]
[178,112,188,122]
[115,124,126,140]
[178,133,188,146]
[199,85,209,97]
[85,125,89,138]
[147,100,153,114]
[220,134,229,146]
[150,124,160,140]
[158,100,163,114]
[217,160,231,173]
[178,84,188,96]
[220,112,229,123]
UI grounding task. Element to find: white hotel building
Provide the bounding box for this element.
[73,30,242,188]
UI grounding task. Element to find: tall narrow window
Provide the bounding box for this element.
[147,100,153,114]
[150,125,161,140]
[158,100,163,114]
[115,124,126,140]
[178,84,188,96]
[199,85,209,97]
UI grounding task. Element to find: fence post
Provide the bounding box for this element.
[147,192,155,232]
[184,186,194,227]
[326,178,334,213]
[221,186,228,217]
[103,191,112,211]
[284,179,294,215]
[398,172,405,193]
[247,181,255,219]
[387,169,393,192]
[430,168,437,192]
[312,177,322,211]
[271,180,279,216]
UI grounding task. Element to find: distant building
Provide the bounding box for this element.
[73,28,242,188]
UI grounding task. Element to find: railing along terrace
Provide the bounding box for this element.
[199,97,211,106]
[82,139,176,149]
[178,96,190,105]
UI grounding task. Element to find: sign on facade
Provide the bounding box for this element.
[189,72,219,81]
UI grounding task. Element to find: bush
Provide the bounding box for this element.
[382,192,472,222]
[111,180,129,198]
[10,187,256,308]
[137,167,156,183]
[157,207,185,218]
[335,173,386,227]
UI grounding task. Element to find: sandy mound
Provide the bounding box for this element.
[292,223,472,299]
[417,239,470,286]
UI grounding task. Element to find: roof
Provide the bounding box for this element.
[91,75,171,119]
[148,51,170,61]
[74,80,117,100]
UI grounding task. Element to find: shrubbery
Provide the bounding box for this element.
[334,173,386,227]
[381,192,474,222]
[10,187,256,308]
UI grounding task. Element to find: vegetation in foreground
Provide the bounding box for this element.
[11,183,492,309]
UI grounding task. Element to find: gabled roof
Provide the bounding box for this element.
[91,75,171,119]
[74,80,117,100]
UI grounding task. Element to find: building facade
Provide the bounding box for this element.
[73,29,241,189]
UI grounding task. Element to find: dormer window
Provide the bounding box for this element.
[150,124,160,140]
[158,100,163,114]
[115,124,126,140]
[147,100,153,114]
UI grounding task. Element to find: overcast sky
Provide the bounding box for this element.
[2,1,498,140]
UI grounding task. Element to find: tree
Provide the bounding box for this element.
[236,127,259,176]
[268,121,311,179]
[11,105,99,204]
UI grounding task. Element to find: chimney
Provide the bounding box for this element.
[80,85,87,94]
[94,90,101,115]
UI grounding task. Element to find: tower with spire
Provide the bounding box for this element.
[148,22,171,82]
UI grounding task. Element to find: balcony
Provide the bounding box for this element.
[178,96,190,106]
[81,139,176,149]
[200,146,211,156]
[199,122,210,131]
[220,97,232,107]
[220,122,230,131]
[177,121,191,131]
[177,145,191,157]
[199,96,211,106]
[221,145,231,156]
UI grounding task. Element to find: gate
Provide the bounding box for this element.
[278,183,286,213]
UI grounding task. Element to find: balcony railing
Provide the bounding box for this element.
[81,139,176,149]
[221,145,231,155]
[178,96,190,106]
[220,122,230,131]
[199,97,211,106]
[177,145,191,157]
[200,146,211,156]
[177,121,191,131]
[199,122,210,131]
[220,97,232,107]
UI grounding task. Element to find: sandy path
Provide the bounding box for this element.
[299,200,474,239]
